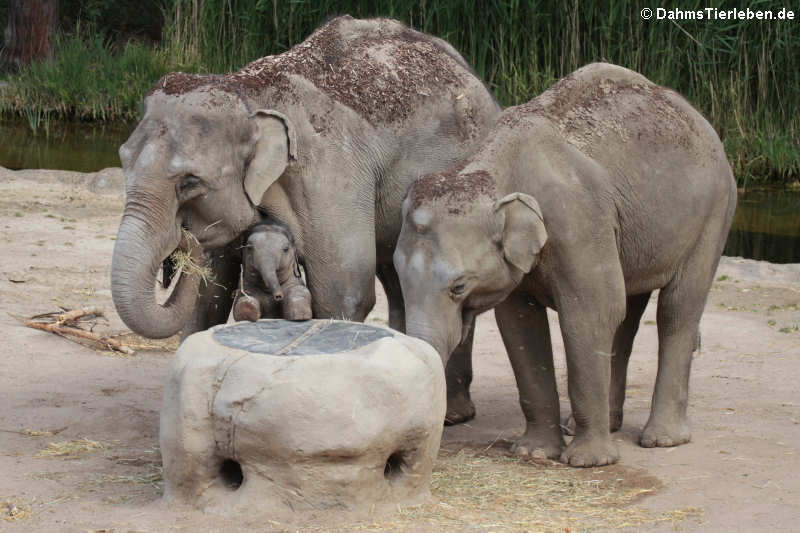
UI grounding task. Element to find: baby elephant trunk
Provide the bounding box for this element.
[261,268,284,302]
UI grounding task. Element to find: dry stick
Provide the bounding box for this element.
[56,307,104,326]
[23,319,135,355]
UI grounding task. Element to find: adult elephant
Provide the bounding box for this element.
[111,15,500,419]
[393,63,737,466]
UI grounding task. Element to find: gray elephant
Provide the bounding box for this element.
[232,220,312,322]
[393,63,737,467]
[111,15,500,417]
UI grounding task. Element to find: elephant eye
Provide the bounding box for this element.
[180,175,201,191]
[282,245,290,252]
[450,283,467,296]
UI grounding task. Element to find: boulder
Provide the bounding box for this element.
[159,319,445,515]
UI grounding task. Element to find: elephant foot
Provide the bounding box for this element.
[284,295,313,321]
[444,391,476,426]
[233,294,261,322]
[640,417,691,448]
[560,433,619,467]
[562,410,623,436]
[510,426,564,460]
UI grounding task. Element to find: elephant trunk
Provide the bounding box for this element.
[405,312,451,367]
[258,264,284,302]
[111,197,200,339]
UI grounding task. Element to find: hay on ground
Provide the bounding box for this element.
[36,438,113,458]
[2,499,32,521]
[292,446,704,532]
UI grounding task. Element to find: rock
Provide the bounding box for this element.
[86,167,124,195]
[0,165,124,195]
[159,319,445,516]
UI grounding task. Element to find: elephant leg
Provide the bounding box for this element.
[609,292,651,432]
[444,324,476,425]
[282,284,312,321]
[376,263,405,332]
[495,291,564,459]
[181,241,241,339]
[557,279,626,467]
[303,235,377,322]
[563,292,651,435]
[642,246,719,448]
[232,290,261,322]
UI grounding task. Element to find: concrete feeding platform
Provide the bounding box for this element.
[159,319,445,515]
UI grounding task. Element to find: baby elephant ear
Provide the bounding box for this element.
[494,192,547,273]
[244,109,298,205]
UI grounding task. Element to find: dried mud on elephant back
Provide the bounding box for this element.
[411,168,497,214]
[151,16,467,127]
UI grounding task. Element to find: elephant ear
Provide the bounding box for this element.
[494,192,547,273]
[244,109,298,205]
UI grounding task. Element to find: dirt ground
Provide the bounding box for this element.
[1,167,798,532]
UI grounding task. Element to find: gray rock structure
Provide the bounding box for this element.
[159,319,445,515]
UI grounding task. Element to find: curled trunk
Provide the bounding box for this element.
[111,210,201,339]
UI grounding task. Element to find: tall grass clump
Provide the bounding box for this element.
[0,25,171,123]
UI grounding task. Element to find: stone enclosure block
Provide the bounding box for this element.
[159,320,446,515]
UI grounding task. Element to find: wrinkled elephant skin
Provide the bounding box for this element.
[394,63,737,467]
[110,15,501,347]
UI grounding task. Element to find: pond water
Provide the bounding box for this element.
[724,189,800,264]
[1,119,798,264]
[0,119,131,173]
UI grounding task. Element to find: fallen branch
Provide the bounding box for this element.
[13,307,135,355]
[23,320,135,355]
[56,307,104,326]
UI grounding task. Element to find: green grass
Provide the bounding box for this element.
[0,25,171,124]
[1,0,798,185]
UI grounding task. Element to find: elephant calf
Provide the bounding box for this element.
[232,221,312,322]
[394,63,737,467]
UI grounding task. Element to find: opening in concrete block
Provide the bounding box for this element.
[219,459,243,490]
[384,451,407,483]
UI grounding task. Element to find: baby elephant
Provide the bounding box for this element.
[233,222,312,322]
[394,63,736,467]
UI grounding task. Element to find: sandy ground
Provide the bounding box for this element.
[0,167,798,532]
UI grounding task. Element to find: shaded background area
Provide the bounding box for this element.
[0,1,798,262]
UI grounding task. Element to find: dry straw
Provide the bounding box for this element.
[170,229,213,285]
[36,438,113,459]
[296,446,703,532]
[2,499,32,522]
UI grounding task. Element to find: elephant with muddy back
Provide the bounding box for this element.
[393,63,737,466]
[111,15,500,419]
